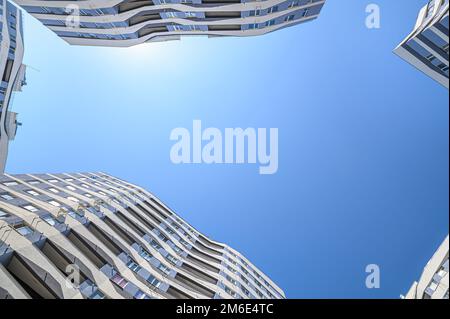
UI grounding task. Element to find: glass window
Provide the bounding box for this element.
[2,181,18,186]
[48,200,61,207]
[147,275,161,288]
[0,210,10,219]
[111,274,128,289]
[26,190,40,196]
[0,193,14,200]
[15,225,34,236]
[23,205,38,212]
[126,260,142,272]
[134,290,147,299]
[67,196,79,203]
[89,290,105,299]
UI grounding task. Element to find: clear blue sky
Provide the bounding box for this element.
[7,0,449,298]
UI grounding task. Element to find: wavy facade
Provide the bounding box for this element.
[394,0,449,88]
[0,172,285,299]
[404,235,449,299]
[13,0,326,47]
[0,0,26,173]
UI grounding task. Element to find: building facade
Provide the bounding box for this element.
[0,172,285,299]
[13,0,326,47]
[0,0,26,173]
[394,0,449,88]
[404,235,449,299]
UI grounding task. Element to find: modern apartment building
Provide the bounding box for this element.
[0,0,26,173]
[0,172,285,299]
[403,235,449,299]
[394,0,449,88]
[13,0,326,47]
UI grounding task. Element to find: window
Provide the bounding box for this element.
[268,6,278,14]
[84,193,93,198]
[126,260,142,272]
[2,59,13,82]
[166,254,178,265]
[111,274,128,289]
[134,290,147,299]
[81,184,91,188]
[42,214,58,226]
[158,263,171,275]
[150,239,161,250]
[67,196,79,203]
[65,178,74,182]
[66,186,76,191]
[428,281,438,291]
[266,20,276,27]
[288,1,299,8]
[48,200,61,207]
[285,15,295,22]
[26,190,40,196]
[48,179,58,183]
[147,275,161,288]
[48,188,60,193]
[224,286,239,298]
[2,181,18,186]
[0,210,10,219]
[0,193,14,200]
[23,205,38,212]
[139,248,153,261]
[29,180,40,185]
[89,290,105,299]
[15,224,34,236]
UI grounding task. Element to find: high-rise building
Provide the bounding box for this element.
[394,0,449,89]
[0,172,285,299]
[0,0,26,173]
[403,235,449,299]
[13,0,326,47]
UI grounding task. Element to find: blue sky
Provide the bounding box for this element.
[6,0,449,298]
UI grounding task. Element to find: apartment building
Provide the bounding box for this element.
[394,0,449,88]
[0,172,285,299]
[404,235,449,299]
[0,0,26,173]
[13,0,326,47]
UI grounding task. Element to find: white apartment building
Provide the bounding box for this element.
[0,0,26,173]
[0,172,285,299]
[394,0,449,88]
[404,235,449,299]
[13,0,326,47]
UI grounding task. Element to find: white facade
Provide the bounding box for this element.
[0,172,285,299]
[404,235,449,299]
[0,0,26,173]
[394,0,449,88]
[13,0,326,47]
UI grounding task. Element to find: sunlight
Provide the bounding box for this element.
[105,40,183,71]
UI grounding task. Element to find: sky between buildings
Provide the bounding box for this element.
[6,0,449,298]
